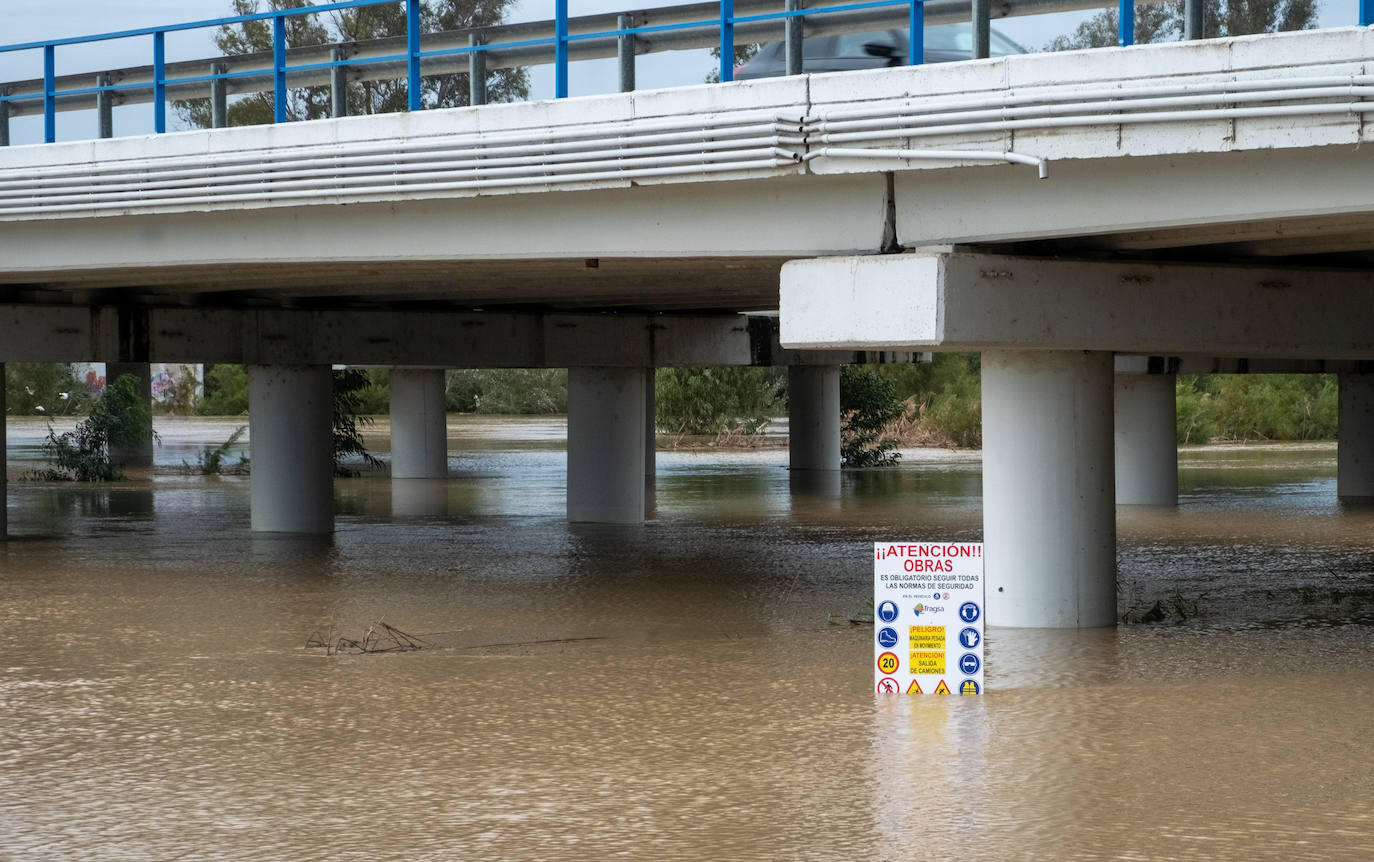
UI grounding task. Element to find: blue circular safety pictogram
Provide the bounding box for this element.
[959,653,981,675]
[959,627,981,649]
[959,601,981,623]
[877,627,899,649]
[876,600,899,623]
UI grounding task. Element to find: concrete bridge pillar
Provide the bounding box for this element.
[1114,373,1178,505]
[567,366,647,524]
[249,365,334,533]
[982,350,1117,628]
[788,365,841,471]
[645,371,657,480]
[1338,373,1374,501]
[105,362,154,468]
[388,368,448,479]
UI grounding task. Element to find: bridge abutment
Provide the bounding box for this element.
[248,365,334,533]
[788,365,841,471]
[388,368,448,480]
[1338,373,1374,501]
[567,366,647,524]
[982,349,1118,628]
[1114,373,1178,506]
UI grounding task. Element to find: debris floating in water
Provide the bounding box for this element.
[305,621,429,656]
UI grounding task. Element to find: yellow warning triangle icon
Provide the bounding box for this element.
[933,680,951,695]
[906,679,923,694]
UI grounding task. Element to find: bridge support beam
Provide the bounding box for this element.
[788,365,841,471]
[983,350,1117,628]
[567,366,646,524]
[1338,374,1374,501]
[1114,373,1178,505]
[249,365,334,533]
[105,362,154,468]
[388,368,448,479]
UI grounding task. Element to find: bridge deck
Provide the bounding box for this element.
[1,26,1373,314]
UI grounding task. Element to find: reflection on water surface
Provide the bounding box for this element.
[1,418,1371,859]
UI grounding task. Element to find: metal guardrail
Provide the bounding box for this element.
[0,0,1359,146]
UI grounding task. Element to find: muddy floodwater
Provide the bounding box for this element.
[2,416,1371,860]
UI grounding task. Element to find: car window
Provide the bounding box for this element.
[801,36,838,59]
[924,23,972,53]
[922,23,1025,57]
[988,29,1025,56]
[832,30,899,59]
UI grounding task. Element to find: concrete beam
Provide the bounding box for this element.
[0,306,913,369]
[0,174,886,269]
[781,253,1374,359]
[1117,356,1374,375]
[892,148,1374,249]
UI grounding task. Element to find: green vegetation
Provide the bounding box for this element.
[197,364,250,415]
[347,368,392,415]
[175,0,528,129]
[877,354,983,448]
[332,369,384,477]
[840,365,903,467]
[446,369,568,414]
[4,362,92,416]
[4,360,1348,462]
[1176,374,1337,445]
[1047,0,1317,51]
[189,425,250,475]
[653,367,784,436]
[38,374,156,481]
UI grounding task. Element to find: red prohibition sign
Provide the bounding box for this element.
[876,677,901,694]
[877,651,900,674]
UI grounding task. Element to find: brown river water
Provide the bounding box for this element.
[2,416,1371,860]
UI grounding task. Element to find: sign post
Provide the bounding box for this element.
[874,543,984,695]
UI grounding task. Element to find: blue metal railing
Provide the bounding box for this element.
[0,0,931,143]
[3,0,1368,144]
[0,0,410,142]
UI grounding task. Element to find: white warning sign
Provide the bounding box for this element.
[873,543,984,695]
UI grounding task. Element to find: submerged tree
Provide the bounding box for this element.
[40,374,156,482]
[175,0,529,129]
[1046,0,1318,50]
[839,365,904,467]
[333,368,384,477]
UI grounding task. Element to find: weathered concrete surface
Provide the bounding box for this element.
[780,252,1374,359]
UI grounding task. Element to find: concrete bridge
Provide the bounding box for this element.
[5,19,1374,627]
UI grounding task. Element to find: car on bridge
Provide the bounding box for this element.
[733,23,1026,79]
